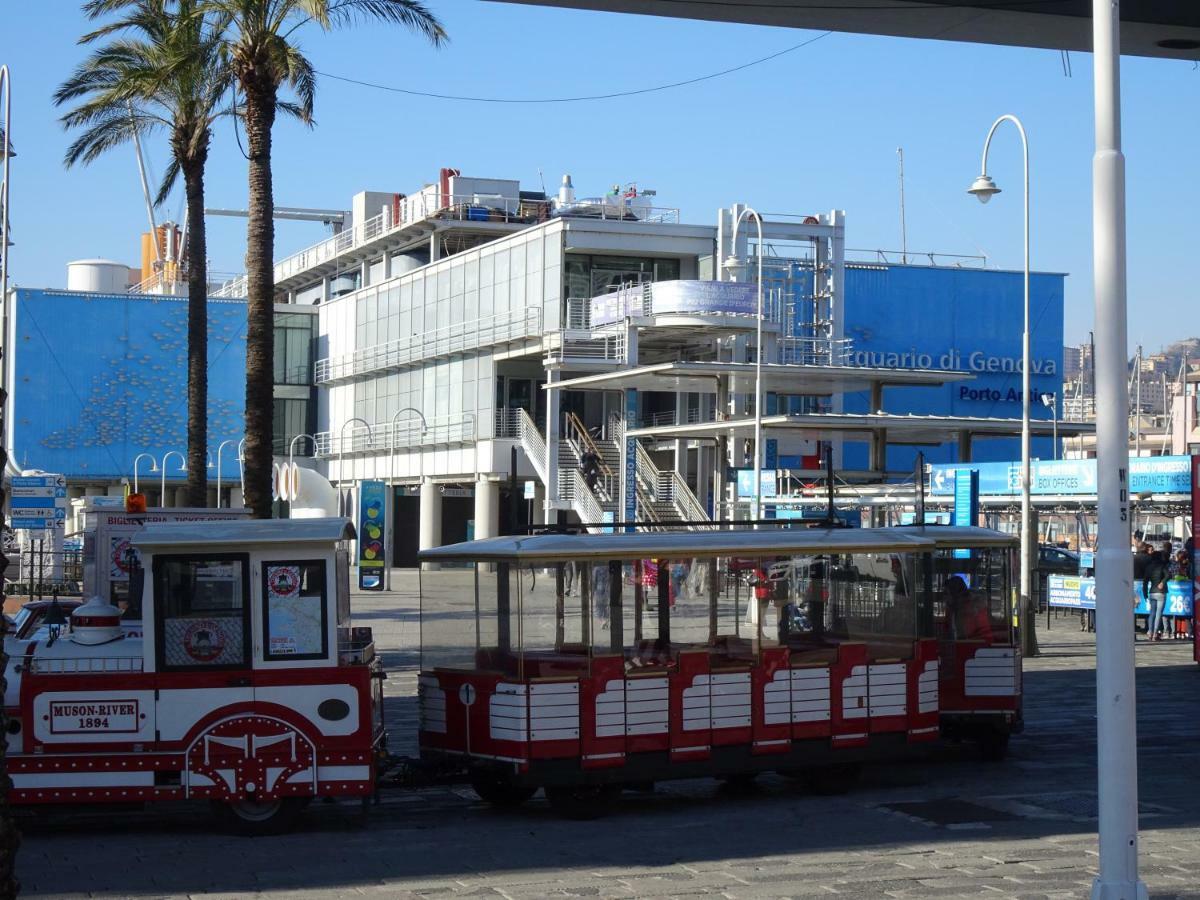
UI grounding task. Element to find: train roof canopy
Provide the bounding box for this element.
[420,525,1014,563]
[134,517,356,549]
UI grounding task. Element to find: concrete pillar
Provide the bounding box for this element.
[419,478,443,570]
[532,483,547,526]
[360,259,370,288]
[869,380,883,414]
[174,487,189,508]
[206,487,218,508]
[429,231,440,263]
[321,276,332,304]
[474,477,499,540]
[229,487,245,509]
[544,369,561,517]
[382,252,393,281]
[869,427,888,474]
[958,430,973,463]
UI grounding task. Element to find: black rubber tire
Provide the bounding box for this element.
[717,772,758,789]
[544,783,619,820]
[469,771,538,808]
[805,763,862,796]
[211,797,305,836]
[976,728,1011,762]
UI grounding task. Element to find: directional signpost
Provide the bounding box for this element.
[11,474,67,531]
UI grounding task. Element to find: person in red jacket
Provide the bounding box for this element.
[944,575,992,643]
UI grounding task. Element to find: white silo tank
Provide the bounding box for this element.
[67,259,132,293]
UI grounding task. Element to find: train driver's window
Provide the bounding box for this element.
[262,560,329,661]
[155,554,250,670]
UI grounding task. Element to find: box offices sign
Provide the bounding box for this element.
[591,281,758,327]
[929,456,1192,498]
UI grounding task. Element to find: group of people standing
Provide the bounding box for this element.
[1134,538,1192,641]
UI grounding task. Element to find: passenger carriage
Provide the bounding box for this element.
[417,525,1020,816]
[3,518,386,834]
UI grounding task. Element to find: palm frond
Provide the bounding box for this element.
[326,0,445,44]
[154,154,182,207]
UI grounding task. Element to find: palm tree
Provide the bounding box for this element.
[56,0,232,507]
[205,0,445,518]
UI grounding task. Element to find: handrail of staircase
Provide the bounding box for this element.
[565,468,605,532]
[515,407,548,484]
[564,411,614,477]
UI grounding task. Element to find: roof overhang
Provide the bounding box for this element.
[489,1,1200,61]
[628,412,1094,445]
[546,361,972,395]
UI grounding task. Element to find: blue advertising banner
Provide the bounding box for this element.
[930,455,1192,497]
[953,469,979,559]
[590,281,759,327]
[1048,574,1194,617]
[358,481,387,591]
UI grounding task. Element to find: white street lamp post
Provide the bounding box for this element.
[215,439,241,508]
[132,453,158,495]
[159,451,186,508]
[1091,2,1146,897]
[1041,393,1058,460]
[723,206,766,526]
[967,115,1034,664]
[338,417,373,519]
[387,408,427,591]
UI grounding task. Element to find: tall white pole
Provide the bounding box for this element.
[1090,1,1146,897]
[0,66,11,455]
[386,407,426,591]
[897,147,908,265]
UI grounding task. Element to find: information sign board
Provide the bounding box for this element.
[11,474,68,530]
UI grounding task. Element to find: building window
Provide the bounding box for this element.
[273,396,314,456]
[274,312,315,386]
[564,254,681,300]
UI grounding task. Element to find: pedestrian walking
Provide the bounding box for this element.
[1142,545,1170,641]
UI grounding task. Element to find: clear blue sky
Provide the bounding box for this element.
[3,2,1198,351]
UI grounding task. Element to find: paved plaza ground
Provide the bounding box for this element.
[17,573,1200,899]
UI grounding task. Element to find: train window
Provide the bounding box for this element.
[513,561,590,678]
[155,554,250,670]
[932,548,1013,645]
[262,560,329,660]
[419,563,513,673]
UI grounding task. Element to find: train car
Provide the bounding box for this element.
[417,525,1019,817]
[3,518,386,834]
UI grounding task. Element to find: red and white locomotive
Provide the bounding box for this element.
[3,518,384,833]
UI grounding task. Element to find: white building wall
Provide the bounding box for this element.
[316,220,564,485]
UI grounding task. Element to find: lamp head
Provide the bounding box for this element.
[1040,393,1056,408]
[967,173,1001,204]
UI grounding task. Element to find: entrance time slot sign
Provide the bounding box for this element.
[11,474,67,531]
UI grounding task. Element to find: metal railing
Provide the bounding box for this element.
[29,656,143,674]
[612,412,710,527]
[314,412,477,457]
[546,329,626,363]
[561,468,606,532]
[780,336,855,366]
[315,307,541,384]
[562,412,617,504]
[495,407,548,484]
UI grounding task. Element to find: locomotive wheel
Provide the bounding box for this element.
[717,772,758,790]
[544,783,619,820]
[975,727,1011,762]
[212,796,305,836]
[469,771,538,808]
[804,763,862,796]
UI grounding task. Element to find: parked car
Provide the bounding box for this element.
[1037,545,1080,609]
[6,598,82,641]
